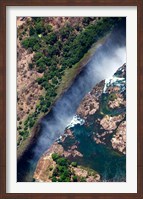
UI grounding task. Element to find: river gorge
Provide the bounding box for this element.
[17,25,126,182]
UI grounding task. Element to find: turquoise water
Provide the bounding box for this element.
[17,26,126,182]
[62,121,126,181]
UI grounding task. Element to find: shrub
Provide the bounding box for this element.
[71,162,77,167]
[21,39,29,49]
[59,174,70,182]
[21,36,38,49]
[80,177,86,182]
[28,37,38,48]
[52,153,60,161]
[41,105,48,113]
[34,52,43,61]
[63,177,70,182]
[57,157,68,166]
[19,131,25,136]
[29,26,36,36]
[23,131,29,139]
[29,63,34,69]
[52,176,57,182]
[57,165,65,172]
[108,93,117,101]
[33,43,40,51]
[82,17,91,26]
[19,131,29,139]
[45,33,57,45]
[37,77,45,84]
[45,24,52,33]
[32,17,42,23]
[72,175,78,182]
[35,22,45,34]
[37,64,46,73]
[52,167,58,177]
[49,166,53,171]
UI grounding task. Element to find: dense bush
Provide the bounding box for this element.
[52,153,60,161]
[22,36,38,49]
[72,175,78,182]
[57,157,68,166]
[51,153,80,182]
[19,17,125,138]
[35,22,45,34]
[71,162,77,167]
[28,63,34,69]
[29,26,36,36]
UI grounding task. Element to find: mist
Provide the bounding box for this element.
[17,28,126,182]
[33,34,126,159]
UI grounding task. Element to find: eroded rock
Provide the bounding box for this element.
[111,121,126,154]
[100,115,125,131]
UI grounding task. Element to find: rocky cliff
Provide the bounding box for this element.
[33,63,126,182]
[17,17,102,148]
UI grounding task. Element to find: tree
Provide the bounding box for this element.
[82,17,91,26]
[71,162,77,167]
[49,91,57,98]
[45,24,52,33]
[52,176,57,182]
[21,39,29,49]
[21,37,38,49]
[34,52,43,62]
[28,63,34,69]
[52,77,58,85]
[80,177,86,182]
[29,26,36,36]
[35,22,45,34]
[33,43,40,51]
[72,175,78,182]
[28,37,38,48]
[46,101,51,107]
[52,153,59,161]
[45,33,57,45]
[37,64,46,73]
[57,165,65,172]
[28,118,35,128]
[41,105,48,113]
[32,17,42,23]
[37,77,45,84]
[57,157,68,166]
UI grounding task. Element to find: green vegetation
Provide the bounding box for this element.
[51,154,71,182]
[50,153,99,182]
[17,17,125,146]
[72,175,78,182]
[71,162,77,167]
[100,93,119,116]
[52,153,60,161]
[51,153,84,182]
[108,93,117,101]
[19,130,29,140]
[80,177,86,182]
[21,36,38,49]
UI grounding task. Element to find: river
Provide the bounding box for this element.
[17,27,126,182]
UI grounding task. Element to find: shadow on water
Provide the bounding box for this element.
[17,22,126,182]
[63,122,126,182]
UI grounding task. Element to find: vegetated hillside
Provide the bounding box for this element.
[33,64,126,182]
[17,17,125,149]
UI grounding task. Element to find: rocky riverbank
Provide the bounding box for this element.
[33,63,126,182]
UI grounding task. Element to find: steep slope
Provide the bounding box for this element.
[17,17,125,151]
[33,63,126,182]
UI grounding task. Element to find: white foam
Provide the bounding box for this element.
[103,75,126,93]
[66,115,85,129]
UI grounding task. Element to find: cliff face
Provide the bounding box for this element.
[17,17,101,148]
[33,63,126,182]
